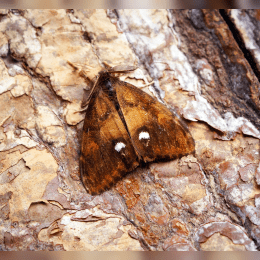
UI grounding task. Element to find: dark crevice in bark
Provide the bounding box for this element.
[219,9,260,83]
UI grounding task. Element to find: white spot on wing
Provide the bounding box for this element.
[115,142,126,152]
[139,131,150,140]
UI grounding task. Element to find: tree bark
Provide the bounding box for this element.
[0,9,260,251]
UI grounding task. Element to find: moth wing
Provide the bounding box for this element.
[80,89,139,195]
[115,79,195,162]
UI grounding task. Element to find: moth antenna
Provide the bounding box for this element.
[78,70,89,79]
[102,61,113,70]
[73,92,92,114]
[72,103,89,115]
[137,80,154,89]
[67,60,94,70]
[76,104,89,113]
[73,74,101,114]
[67,61,94,79]
[102,61,138,74]
[134,68,153,86]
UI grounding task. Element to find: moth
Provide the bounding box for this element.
[79,64,195,195]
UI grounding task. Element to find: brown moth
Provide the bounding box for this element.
[79,65,195,195]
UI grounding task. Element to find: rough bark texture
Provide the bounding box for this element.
[0,9,260,251]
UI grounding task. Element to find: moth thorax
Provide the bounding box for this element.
[105,80,113,91]
[103,77,115,93]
